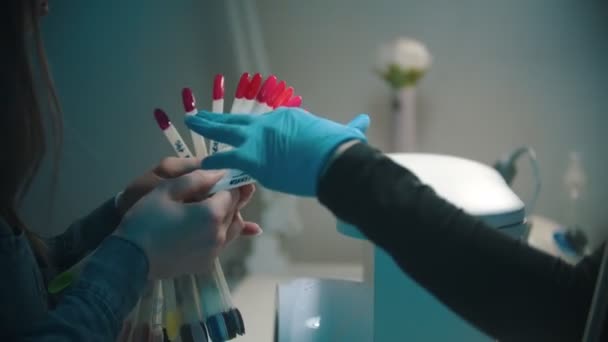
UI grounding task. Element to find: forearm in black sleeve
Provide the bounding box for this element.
[317,142,599,341]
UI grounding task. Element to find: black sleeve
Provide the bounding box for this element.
[318,142,600,341]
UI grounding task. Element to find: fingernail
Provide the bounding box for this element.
[243,226,263,237]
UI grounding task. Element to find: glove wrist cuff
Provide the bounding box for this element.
[319,139,363,182]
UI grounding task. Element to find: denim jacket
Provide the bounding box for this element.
[0,199,148,341]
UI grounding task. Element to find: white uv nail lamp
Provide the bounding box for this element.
[274,153,527,342]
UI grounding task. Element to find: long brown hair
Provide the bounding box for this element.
[1,0,62,259]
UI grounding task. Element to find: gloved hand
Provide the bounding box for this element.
[185,108,369,196]
[114,170,261,279]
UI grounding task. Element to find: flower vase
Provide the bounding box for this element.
[392,86,417,152]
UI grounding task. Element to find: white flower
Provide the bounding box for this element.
[378,38,432,72]
[376,38,431,89]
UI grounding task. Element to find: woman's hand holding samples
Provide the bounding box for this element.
[114,170,249,280]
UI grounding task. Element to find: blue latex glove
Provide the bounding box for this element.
[185,108,369,197]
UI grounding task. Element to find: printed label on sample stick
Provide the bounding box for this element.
[209,169,255,194]
[208,153,256,192]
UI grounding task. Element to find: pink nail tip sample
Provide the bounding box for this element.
[271,86,294,108]
[154,108,171,130]
[235,72,250,99]
[257,75,278,103]
[284,95,302,107]
[245,73,263,100]
[213,74,225,100]
[182,88,196,112]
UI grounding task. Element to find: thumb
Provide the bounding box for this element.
[202,149,256,174]
[347,114,370,134]
[153,156,203,179]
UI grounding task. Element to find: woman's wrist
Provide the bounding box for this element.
[320,140,362,178]
[114,191,123,208]
[114,191,128,217]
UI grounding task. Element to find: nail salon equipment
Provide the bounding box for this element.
[275,153,528,341]
[493,146,541,214]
